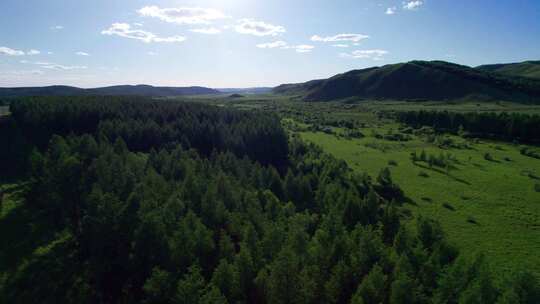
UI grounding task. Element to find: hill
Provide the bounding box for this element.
[0,85,219,98]
[273,60,540,102]
[477,61,540,79]
[217,87,273,94]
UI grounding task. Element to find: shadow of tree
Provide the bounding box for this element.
[412,162,471,185]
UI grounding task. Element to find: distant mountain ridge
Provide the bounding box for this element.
[274,60,540,103]
[476,61,540,80]
[216,87,273,94]
[0,85,219,98]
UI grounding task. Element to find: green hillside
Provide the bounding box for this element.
[274,61,540,103]
[477,61,540,79]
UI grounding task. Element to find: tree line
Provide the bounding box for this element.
[0,97,538,303]
[396,110,540,143]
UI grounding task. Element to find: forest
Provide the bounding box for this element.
[0,97,539,304]
[396,110,540,143]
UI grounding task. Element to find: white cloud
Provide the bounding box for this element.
[0,46,25,56]
[235,19,286,36]
[291,45,314,53]
[311,33,369,43]
[256,41,313,54]
[189,27,221,34]
[47,51,54,55]
[0,70,44,76]
[101,23,186,43]
[27,49,41,55]
[331,44,349,48]
[76,51,90,56]
[51,25,64,30]
[340,49,389,60]
[41,64,88,71]
[147,51,157,56]
[403,1,423,10]
[20,60,88,70]
[138,6,227,25]
[256,41,287,49]
[386,7,397,15]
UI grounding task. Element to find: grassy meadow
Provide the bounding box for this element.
[276,101,540,278]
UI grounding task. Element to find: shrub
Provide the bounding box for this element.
[418,171,429,178]
[483,153,493,161]
[535,184,540,192]
[388,160,398,166]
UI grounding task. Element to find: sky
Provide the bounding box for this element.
[0,0,539,88]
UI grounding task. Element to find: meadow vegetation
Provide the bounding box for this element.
[272,100,540,278]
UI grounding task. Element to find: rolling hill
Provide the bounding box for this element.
[274,60,540,102]
[217,87,273,94]
[476,61,540,80]
[0,85,219,98]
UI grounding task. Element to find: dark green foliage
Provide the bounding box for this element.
[397,110,540,144]
[375,167,405,201]
[8,96,289,166]
[1,96,537,304]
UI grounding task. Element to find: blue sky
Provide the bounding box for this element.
[1,0,539,88]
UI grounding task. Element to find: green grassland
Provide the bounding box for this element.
[291,112,540,277]
[216,97,540,278]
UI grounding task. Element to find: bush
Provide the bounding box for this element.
[521,147,540,159]
[418,171,429,178]
[483,153,493,161]
[535,184,540,192]
[388,160,398,166]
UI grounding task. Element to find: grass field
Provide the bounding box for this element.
[212,97,540,278]
[294,115,540,277]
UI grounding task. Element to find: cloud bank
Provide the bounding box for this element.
[0,46,26,56]
[101,23,186,43]
[311,33,369,43]
[235,19,286,36]
[138,6,227,25]
[340,49,389,60]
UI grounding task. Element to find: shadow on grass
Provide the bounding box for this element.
[472,163,487,171]
[403,196,417,206]
[412,162,471,185]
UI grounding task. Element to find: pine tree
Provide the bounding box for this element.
[175,264,206,304]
